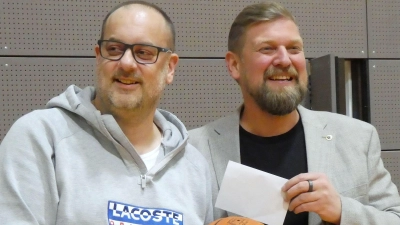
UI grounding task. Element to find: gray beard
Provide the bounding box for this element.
[250,82,307,115]
[245,66,308,116]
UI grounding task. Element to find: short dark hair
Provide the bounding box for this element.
[100,0,176,51]
[228,2,296,54]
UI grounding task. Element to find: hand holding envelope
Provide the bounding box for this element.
[215,161,289,225]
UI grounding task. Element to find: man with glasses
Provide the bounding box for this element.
[0,1,213,224]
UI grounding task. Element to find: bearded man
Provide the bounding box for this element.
[189,2,400,225]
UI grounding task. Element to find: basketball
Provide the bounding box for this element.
[208,216,263,225]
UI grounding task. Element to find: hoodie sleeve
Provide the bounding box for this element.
[0,111,59,224]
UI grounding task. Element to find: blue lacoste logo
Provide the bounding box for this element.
[108,201,183,225]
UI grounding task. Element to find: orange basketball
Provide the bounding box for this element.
[209,216,264,225]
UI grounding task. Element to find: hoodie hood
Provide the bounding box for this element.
[47,85,101,129]
[46,85,189,179]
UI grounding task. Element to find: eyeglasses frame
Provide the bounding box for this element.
[97,40,172,64]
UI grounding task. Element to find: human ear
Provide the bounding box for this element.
[95,44,102,64]
[225,51,242,82]
[165,53,179,84]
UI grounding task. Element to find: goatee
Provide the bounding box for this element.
[248,66,308,116]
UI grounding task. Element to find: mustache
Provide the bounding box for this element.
[264,66,298,80]
[113,71,142,80]
[96,64,142,80]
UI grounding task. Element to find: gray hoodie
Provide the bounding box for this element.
[0,85,213,225]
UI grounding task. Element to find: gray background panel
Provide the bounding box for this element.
[159,59,242,129]
[293,0,367,58]
[0,0,367,58]
[369,60,400,150]
[0,58,241,141]
[367,0,400,58]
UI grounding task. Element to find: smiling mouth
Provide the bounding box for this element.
[116,78,139,85]
[268,75,293,81]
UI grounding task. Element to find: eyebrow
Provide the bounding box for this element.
[105,37,155,46]
[103,37,123,43]
[255,39,303,46]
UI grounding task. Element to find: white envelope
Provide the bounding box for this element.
[215,161,289,225]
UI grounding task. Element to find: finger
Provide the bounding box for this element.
[288,191,318,211]
[282,173,319,192]
[291,197,319,214]
[285,180,314,201]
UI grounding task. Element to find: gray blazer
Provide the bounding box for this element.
[189,105,400,225]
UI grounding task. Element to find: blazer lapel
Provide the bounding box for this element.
[298,106,336,225]
[299,106,337,172]
[208,113,241,186]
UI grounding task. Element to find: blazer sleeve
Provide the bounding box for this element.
[338,127,400,224]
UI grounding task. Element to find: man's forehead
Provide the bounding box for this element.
[103,4,167,38]
[107,4,159,23]
[246,20,302,42]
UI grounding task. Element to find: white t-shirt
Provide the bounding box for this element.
[140,145,160,170]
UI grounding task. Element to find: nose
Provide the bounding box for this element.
[272,46,291,68]
[118,48,138,72]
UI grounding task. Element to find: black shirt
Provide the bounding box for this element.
[239,118,308,225]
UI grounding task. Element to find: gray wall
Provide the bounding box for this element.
[1,0,399,187]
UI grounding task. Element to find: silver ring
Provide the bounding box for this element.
[307,180,313,192]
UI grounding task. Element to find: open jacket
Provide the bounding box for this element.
[189,105,400,225]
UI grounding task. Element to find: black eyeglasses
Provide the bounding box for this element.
[97,40,172,64]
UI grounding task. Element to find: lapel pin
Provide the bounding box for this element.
[323,135,333,141]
